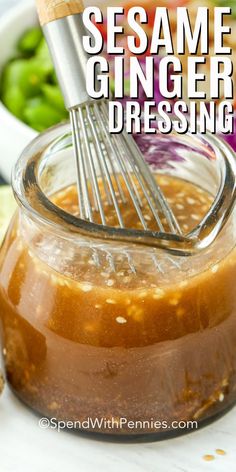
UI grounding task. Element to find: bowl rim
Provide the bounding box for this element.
[0,0,96,137]
[0,0,37,137]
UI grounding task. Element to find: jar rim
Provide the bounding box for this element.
[12,121,236,256]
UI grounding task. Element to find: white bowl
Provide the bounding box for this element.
[0,0,100,183]
[0,0,39,182]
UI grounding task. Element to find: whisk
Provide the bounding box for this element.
[36,0,181,243]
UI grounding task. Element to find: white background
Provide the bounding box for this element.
[0,0,19,16]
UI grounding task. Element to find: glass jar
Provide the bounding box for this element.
[0,122,236,439]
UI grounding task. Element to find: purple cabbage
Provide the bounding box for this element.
[133,133,184,169]
[220,116,236,152]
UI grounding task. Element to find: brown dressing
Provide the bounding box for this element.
[0,175,236,435]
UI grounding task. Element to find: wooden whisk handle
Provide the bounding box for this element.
[36,0,84,26]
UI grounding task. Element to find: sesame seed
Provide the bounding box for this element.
[154,288,165,299]
[179,280,188,288]
[58,279,70,287]
[85,323,96,332]
[169,298,179,306]
[36,305,42,315]
[56,189,67,199]
[107,279,115,287]
[159,177,168,186]
[138,290,148,298]
[199,196,207,203]
[215,449,226,456]
[48,401,60,410]
[123,276,131,284]
[95,304,102,309]
[196,187,205,194]
[203,455,215,462]
[219,393,224,402]
[152,294,161,300]
[61,198,71,205]
[144,214,151,221]
[88,259,96,266]
[50,274,58,285]
[187,197,196,205]
[106,299,116,304]
[191,214,199,221]
[81,283,93,292]
[176,308,185,317]
[211,264,219,273]
[127,305,144,321]
[176,203,184,210]
[116,316,127,324]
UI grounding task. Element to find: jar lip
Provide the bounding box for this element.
[12,121,236,255]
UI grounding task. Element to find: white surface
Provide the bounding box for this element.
[0,0,20,15]
[0,0,37,182]
[0,384,236,472]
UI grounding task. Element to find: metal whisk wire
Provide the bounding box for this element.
[70,101,181,235]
